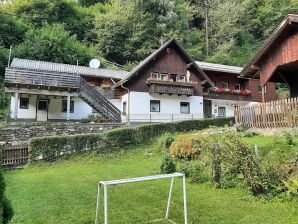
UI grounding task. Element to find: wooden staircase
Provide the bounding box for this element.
[79,77,122,122]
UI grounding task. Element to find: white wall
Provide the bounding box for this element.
[122,91,204,122]
[10,94,37,119]
[211,99,251,118]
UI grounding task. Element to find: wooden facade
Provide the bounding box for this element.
[120,39,212,97]
[241,14,298,98]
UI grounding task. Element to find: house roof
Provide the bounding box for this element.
[196,61,243,74]
[116,39,213,87]
[10,58,128,80]
[241,14,298,78]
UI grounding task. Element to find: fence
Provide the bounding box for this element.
[123,113,204,123]
[2,146,29,166]
[235,97,298,128]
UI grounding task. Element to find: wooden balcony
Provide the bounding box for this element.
[147,80,196,96]
[5,68,80,91]
[204,92,252,101]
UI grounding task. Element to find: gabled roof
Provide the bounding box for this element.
[241,14,298,78]
[196,61,243,74]
[116,39,213,87]
[10,58,128,80]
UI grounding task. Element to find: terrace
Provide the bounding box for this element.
[204,87,252,101]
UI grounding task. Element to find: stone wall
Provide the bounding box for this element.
[0,123,124,148]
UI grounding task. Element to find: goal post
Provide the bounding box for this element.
[95,172,187,224]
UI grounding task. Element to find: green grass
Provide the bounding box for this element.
[5,141,298,224]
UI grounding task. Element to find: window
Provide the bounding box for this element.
[62,100,74,113]
[218,107,226,117]
[170,74,177,82]
[20,98,29,109]
[178,75,186,82]
[161,73,169,81]
[258,84,267,94]
[180,102,190,114]
[235,84,241,91]
[150,100,160,112]
[122,102,127,114]
[213,81,217,87]
[222,82,229,90]
[151,72,160,80]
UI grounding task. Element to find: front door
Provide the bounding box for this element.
[203,99,212,118]
[36,99,48,121]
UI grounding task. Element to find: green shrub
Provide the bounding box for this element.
[160,154,176,174]
[28,117,235,162]
[156,133,175,151]
[0,146,13,223]
[283,178,298,196]
[178,161,210,183]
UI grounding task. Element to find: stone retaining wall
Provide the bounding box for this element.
[0,123,124,147]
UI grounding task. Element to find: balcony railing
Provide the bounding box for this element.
[147,80,196,96]
[5,68,80,89]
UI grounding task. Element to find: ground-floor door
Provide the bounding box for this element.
[203,99,212,118]
[36,99,48,121]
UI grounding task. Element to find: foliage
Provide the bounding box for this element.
[160,154,176,174]
[28,117,234,161]
[177,160,210,183]
[5,148,298,223]
[80,114,105,123]
[283,178,298,196]
[14,24,98,66]
[0,145,14,223]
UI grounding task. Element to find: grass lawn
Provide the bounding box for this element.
[5,138,298,224]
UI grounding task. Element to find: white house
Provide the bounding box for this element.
[4,39,277,123]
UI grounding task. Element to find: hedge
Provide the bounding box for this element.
[29,117,235,161]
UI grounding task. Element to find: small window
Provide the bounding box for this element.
[222,82,229,90]
[150,100,160,112]
[122,101,127,114]
[178,75,186,82]
[62,100,74,113]
[180,102,190,114]
[20,98,29,109]
[213,81,217,87]
[170,74,177,82]
[258,84,267,94]
[235,84,241,91]
[151,72,160,80]
[161,73,169,81]
[218,107,226,117]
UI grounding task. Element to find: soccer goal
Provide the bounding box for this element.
[95,172,187,224]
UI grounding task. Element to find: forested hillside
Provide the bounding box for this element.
[0,0,298,112]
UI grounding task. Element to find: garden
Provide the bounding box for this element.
[4,121,298,223]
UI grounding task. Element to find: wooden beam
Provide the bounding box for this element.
[186,63,193,68]
[278,71,290,87]
[251,65,260,70]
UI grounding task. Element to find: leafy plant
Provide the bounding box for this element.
[160,154,176,174]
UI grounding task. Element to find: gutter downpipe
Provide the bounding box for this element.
[121,83,130,126]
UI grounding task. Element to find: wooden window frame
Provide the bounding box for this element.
[235,84,241,91]
[222,82,229,90]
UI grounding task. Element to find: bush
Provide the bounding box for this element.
[28,117,235,161]
[0,146,13,223]
[169,135,203,160]
[156,133,175,151]
[160,154,176,174]
[177,161,210,183]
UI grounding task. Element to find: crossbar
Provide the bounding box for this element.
[95,172,187,224]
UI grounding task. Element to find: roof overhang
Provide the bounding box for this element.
[115,39,213,88]
[240,14,298,78]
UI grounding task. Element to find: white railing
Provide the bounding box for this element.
[122,113,203,123]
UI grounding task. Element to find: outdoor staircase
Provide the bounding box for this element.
[79,77,122,122]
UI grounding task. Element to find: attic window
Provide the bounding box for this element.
[161,73,169,81]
